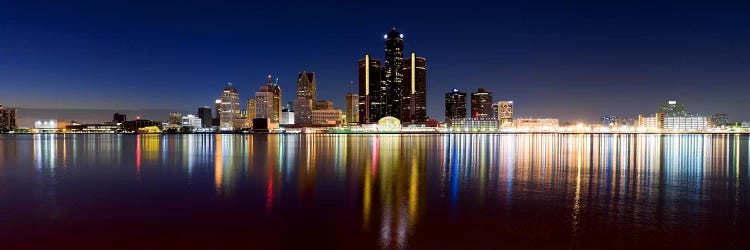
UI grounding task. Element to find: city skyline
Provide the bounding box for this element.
[3,1,750,126]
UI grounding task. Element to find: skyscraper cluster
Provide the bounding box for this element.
[358,28,427,124]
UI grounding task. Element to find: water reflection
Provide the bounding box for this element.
[0,134,748,248]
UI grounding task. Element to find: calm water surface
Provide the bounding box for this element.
[0,134,748,249]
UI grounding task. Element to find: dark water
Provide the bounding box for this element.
[1,134,748,249]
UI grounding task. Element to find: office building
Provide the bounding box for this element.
[384,28,404,120]
[345,93,359,124]
[265,75,282,124]
[297,71,317,101]
[169,112,183,124]
[401,53,427,123]
[315,100,334,110]
[711,113,729,127]
[212,99,221,127]
[658,101,688,117]
[197,107,212,128]
[358,54,385,123]
[312,109,343,125]
[294,97,313,125]
[601,115,619,126]
[445,89,467,122]
[664,116,711,131]
[255,86,274,121]
[471,88,494,118]
[447,118,498,131]
[2,106,19,131]
[281,109,295,125]
[181,115,202,128]
[498,101,513,127]
[122,119,162,132]
[220,83,240,130]
[113,113,126,123]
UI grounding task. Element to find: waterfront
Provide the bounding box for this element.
[1,134,748,249]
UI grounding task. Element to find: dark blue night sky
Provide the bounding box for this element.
[2,1,749,125]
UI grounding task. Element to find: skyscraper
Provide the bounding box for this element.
[212,99,221,127]
[197,107,212,128]
[470,88,494,118]
[445,89,467,122]
[294,97,313,125]
[255,85,274,121]
[401,52,427,123]
[264,75,283,124]
[0,104,18,132]
[658,100,688,117]
[498,101,514,127]
[219,83,240,129]
[245,99,257,128]
[297,71,316,102]
[384,28,404,120]
[358,54,385,123]
[345,93,359,125]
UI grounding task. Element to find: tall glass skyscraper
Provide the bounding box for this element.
[445,89,467,122]
[384,28,404,120]
[219,83,240,130]
[358,54,385,123]
[470,88,494,118]
[401,53,427,123]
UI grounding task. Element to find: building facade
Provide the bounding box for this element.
[255,86,274,122]
[498,101,513,127]
[664,116,711,131]
[445,89,467,122]
[345,93,359,125]
[281,109,294,125]
[0,105,18,132]
[358,54,385,123]
[658,101,688,117]
[219,83,240,130]
[294,97,313,125]
[197,107,212,128]
[470,88,494,118]
[514,118,559,129]
[447,118,499,131]
[315,100,334,110]
[312,109,343,125]
[181,115,202,128]
[384,28,404,120]
[401,53,427,123]
[297,71,317,102]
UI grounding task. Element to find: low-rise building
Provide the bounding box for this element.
[311,109,343,125]
[514,118,559,129]
[448,118,498,131]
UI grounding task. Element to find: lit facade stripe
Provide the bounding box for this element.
[411,52,416,94]
[365,54,369,95]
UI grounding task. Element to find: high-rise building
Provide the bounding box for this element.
[384,28,404,120]
[315,100,334,110]
[294,97,313,125]
[219,83,240,130]
[297,71,316,102]
[197,107,212,128]
[266,76,282,124]
[169,112,183,124]
[401,53,427,123]
[0,104,18,132]
[658,100,688,117]
[445,89,467,122]
[247,99,257,119]
[470,88,494,118]
[711,113,729,127]
[358,54,385,123]
[113,113,126,123]
[345,93,359,125]
[213,99,221,127]
[255,86,274,121]
[498,101,513,127]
